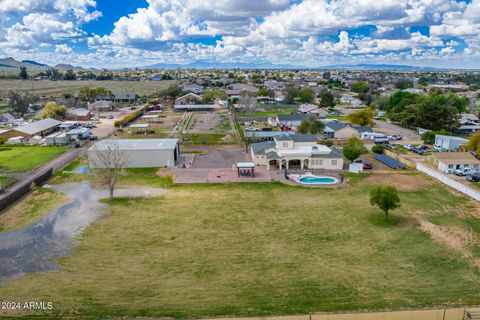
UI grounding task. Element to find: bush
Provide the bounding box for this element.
[320,140,333,147]
[372,145,384,154]
[114,107,147,127]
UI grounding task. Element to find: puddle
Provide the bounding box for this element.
[73,165,89,174]
[0,181,165,282]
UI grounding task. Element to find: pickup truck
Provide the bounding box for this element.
[455,167,476,176]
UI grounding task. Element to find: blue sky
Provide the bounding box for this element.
[1,0,480,68]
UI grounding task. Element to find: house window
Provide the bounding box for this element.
[282,142,288,148]
[448,164,453,168]
[318,159,323,165]
[331,160,337,166]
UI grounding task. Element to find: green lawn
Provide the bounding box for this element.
[0,146,67,173]
[0,172,479,318]
[236,107,296,117]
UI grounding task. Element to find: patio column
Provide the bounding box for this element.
[267,161,270,170]
[300,159,304,170]
[279,160,282,170]
[286,160,289,170]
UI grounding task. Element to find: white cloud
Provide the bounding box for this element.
[55,44,73,54]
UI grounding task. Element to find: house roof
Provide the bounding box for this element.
[174,104,216,110]
[175,92,202,103]
[15,118,61,135]
[435,134,468,142]
[311,148,343,158]
[291,134,317,142]
[115,93,138,100]
[89,139,178,151]
[356,126,373,133]
[251,141,276,155]
[277,114,308,122]
[266,151,280,159]
[324,120,349,132]
[433,152,480,164]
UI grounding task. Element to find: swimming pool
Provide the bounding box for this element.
[297,175,338,185]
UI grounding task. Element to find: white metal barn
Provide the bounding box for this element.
[88,139,180,168]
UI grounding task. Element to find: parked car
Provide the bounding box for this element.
[412,147,425,155]
[404,144,414,150]
[107,115,114,119]
[354,159,373,170]
[466,172,480,182]
[455,167,477,176]
[444,168,455,174]
[89,135,98,141]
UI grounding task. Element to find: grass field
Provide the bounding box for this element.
[0,145,67,173]
[0,172,479,318]
[0,80,178,97]
[0,188,67,234]
[236,107,296,117]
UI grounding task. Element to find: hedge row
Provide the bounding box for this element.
[114,107,147,127]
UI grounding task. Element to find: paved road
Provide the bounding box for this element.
[374,120,421,140]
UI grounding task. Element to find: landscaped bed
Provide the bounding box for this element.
[0,145,67,173]
[0,171,479,318]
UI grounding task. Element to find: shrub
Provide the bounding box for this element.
[114,107,147,127]
[320,140,333,147]
[372,145,384,154]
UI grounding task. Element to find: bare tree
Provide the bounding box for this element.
[89,140,128,200]
[238,91,257,115]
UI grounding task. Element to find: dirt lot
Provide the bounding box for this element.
[374,120,421,140]
[190,146,251,169]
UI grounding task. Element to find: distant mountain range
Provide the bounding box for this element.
[140,61,447,71]
[0,56,464,73]
[0,57,85,73]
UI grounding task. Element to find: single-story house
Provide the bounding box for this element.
[297,104,327,118]
[251,134,344,170]
[67,108,92,121]
[224,84,259,98]
[181,84,204,94]
[434,134,468,151]
[269,114,309,128]
[88,139,180,168]
[88,100,113,112]
[0,118,61,140]
[323,120,372,140]
[113,92,138,103]
[430,152,480,172]
[340,95,364,107]
[0,112,14,124]
[174,92,202,105]
[114,93,138,103]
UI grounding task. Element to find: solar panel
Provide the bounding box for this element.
[372,154,406,169]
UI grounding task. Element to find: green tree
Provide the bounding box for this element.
[298,88,315,103]
[372,145,384,154]
[464,131,480,155]
[343,136,367,163]
[8,91,36,117]
[257,87,269,97]
[421,129,451,144]
[284,85,299,104]
[296,114,325,134]
[78,87,112,102]
[63,69,76,80]
[157,85,182,100]
[370,185,401,223]
[387,91,417,113]
[347,108,374,126]
[19,66,28,80]
[201,88,227,103]
[319,90,335,108]
[41,101,67,120]
[395,80,414,90]
[351,81,369,94]
[322,71,331,80]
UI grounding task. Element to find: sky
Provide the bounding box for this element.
[1,0,480,69]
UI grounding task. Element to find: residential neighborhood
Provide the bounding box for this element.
[1,1,480,319]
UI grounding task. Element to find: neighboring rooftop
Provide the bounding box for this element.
[89,139,178,151]
[433,152,480,164]
[15,118,62,135]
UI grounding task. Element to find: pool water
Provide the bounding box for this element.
[298,176,338,184]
